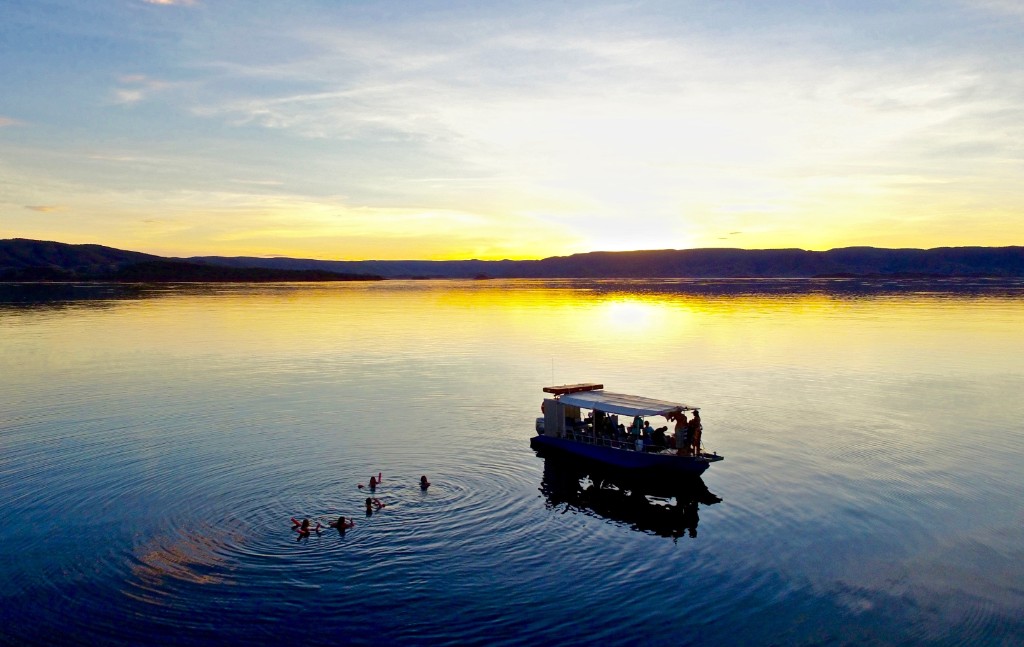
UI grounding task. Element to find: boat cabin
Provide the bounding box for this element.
[540,383,699,452]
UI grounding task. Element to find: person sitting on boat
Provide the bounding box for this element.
[652,425,667,448]
[565,412,582,433]
[329,516,355,531]
[689,410,703,456]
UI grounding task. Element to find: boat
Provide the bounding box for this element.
[530,383,723,475]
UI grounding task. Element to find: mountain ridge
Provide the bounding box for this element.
[189,244,1024,278]
[3,238,1023,280]
[0,239,382,282]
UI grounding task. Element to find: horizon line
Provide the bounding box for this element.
[5,237,1023,264]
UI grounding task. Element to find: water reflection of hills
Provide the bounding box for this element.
[0,283,153,311]
[572,277,1024,299]
[539,455,722,540]
[4,278,1022,313]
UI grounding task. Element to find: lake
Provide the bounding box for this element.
[2,279,1023,645]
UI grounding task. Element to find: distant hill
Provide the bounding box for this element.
[188,255,517,280]
[0,239,382,281]
[191,246,1024,278]
[515,246,1024,278]
[3,238,1023,280]
[0,238,159,276]
[107,260,382,282]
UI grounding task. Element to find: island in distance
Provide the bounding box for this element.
[2,237,1024,281]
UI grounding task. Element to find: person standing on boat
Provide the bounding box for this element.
[689,410,702,456]
[670,410,689,455]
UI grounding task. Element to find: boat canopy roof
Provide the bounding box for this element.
[555,389,695,418]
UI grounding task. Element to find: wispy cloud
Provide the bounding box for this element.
[0,116,22,127]
[25,205,61,212]
[112,74,171,105]
[142,0,197,6]
[964,0,1024,19]
[229,179,285,187]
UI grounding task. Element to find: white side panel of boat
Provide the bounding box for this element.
[543,398,564,438]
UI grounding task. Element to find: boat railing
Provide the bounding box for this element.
[564,428,670,453]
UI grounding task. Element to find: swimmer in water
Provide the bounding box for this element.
[359,472,383,490]
[329,516,355,531]
[291,518,321,536]
[365,497,385,513]
[420,475,431,490]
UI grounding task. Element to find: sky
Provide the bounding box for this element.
[1,0,1022,260]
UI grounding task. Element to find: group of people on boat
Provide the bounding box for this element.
[569,408,702,455]
[290,472,432,539]
[666,408,702,456]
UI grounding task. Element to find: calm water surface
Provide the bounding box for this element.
[2,279,1023,645]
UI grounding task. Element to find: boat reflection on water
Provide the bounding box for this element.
[537,453,722,540]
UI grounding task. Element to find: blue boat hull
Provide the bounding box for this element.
[530,435,717,475]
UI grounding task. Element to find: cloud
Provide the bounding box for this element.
[112,74,171,105]
[115,89,145,104]
[7,1,1024,255]
[163,4,1024,251]
[25,205,61,212]
[0,116,21,127]
[142,0,197,6]
[229,178,284,186]
[964,0,1024,19]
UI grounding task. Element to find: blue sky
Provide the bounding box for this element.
[2,0,1022,259]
